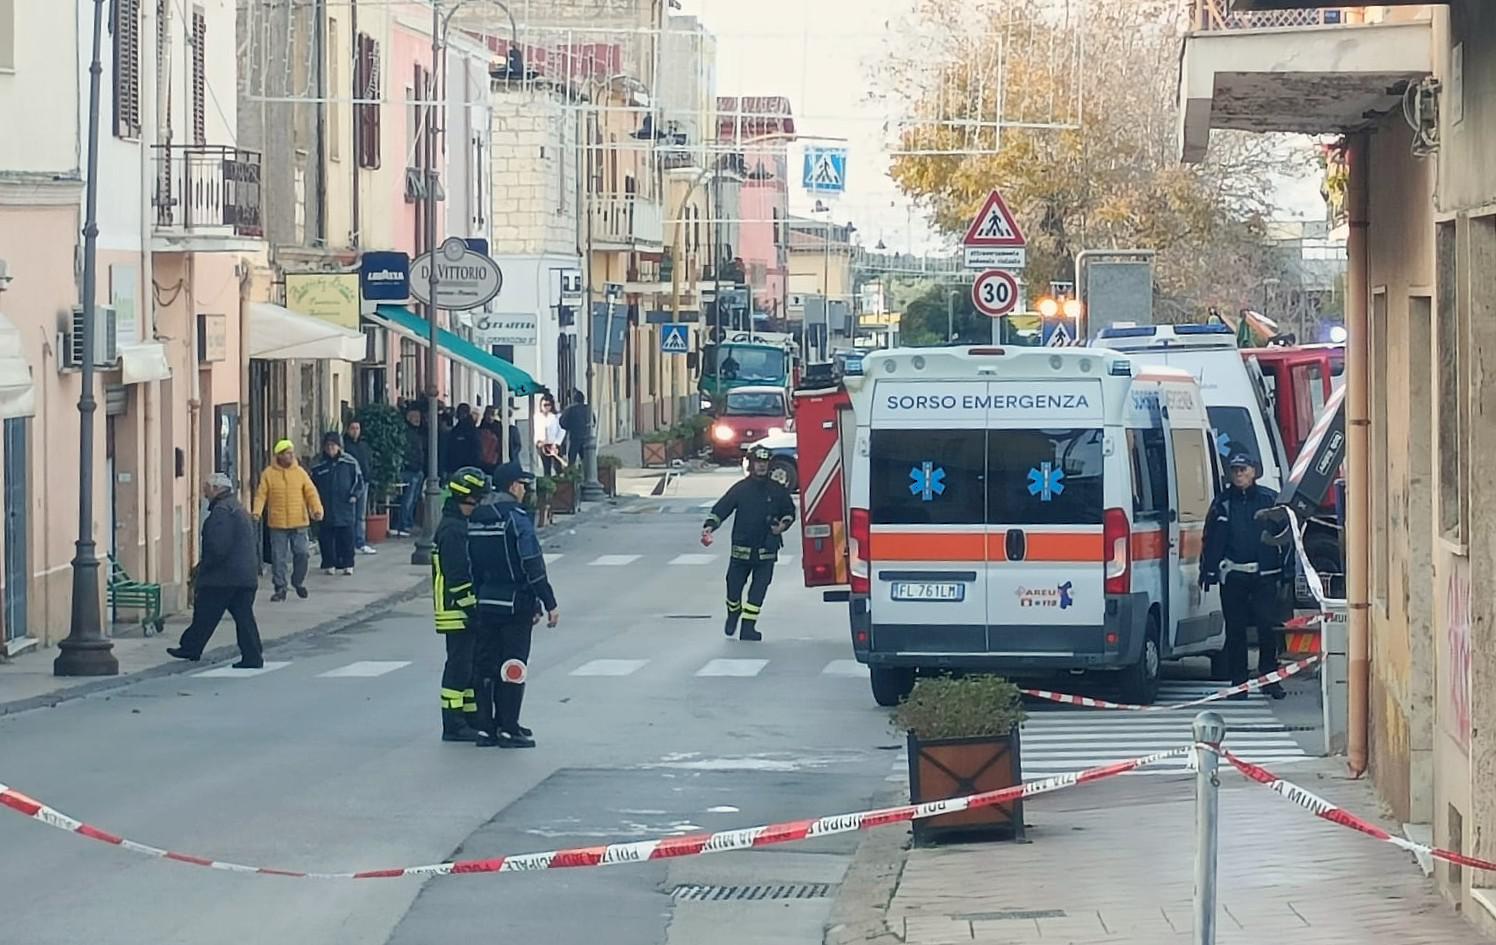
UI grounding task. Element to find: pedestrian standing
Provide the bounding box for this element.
[396,404,427,537]
[311,431,362,576]
[447,403,480,472]
[252,439,324,602]
[431,467,489,742]
[1201,452,1293,700]
[701,444,796,641]
[558,390,590,468]
[469,462,559,748]
[534,394,564,476]
[168,473,264,668]
[476,405,503,476]
[343,419,378,555]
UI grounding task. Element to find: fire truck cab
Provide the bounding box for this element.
[830,346,1226,707]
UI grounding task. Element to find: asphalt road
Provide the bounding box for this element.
[0,468,901,945]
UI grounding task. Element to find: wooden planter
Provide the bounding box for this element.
[551,480,579,514]
[642,440,669,467]
[907,729,1025,845]
[365,511,390,544]
[598,465,618,497]
[666,438,689,463]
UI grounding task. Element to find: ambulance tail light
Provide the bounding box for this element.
[849,508,871,595]
[1103,507,1130,595]
[968,347,1006,356]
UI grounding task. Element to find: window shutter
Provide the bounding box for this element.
[113,0,142,139]
[191,6,206,145]
[355,34,382,169]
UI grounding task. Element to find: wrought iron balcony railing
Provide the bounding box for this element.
[152,145,263,239]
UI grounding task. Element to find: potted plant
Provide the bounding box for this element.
[533,474,557,527]
[551,463,583,514]
[666,421,695,463]
[353,402,409,544]
[597,453,624,497]
[891,675,1027,845]
[687,413,714,453]
[641,427,673,467]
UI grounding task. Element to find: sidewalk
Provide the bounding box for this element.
[829,757,1494,945]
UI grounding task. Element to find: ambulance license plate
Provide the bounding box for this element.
[891,582,964,602]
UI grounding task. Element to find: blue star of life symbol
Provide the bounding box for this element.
[909,462,946,502]
[1215,432,1232,456]
[1027,462,1065,502]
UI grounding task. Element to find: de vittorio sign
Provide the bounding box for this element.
[409,237,503,311]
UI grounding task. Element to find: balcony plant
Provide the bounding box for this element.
[891,675,1027,845]
[352,402,408,543]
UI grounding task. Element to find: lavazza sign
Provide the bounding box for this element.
[409,238,503,311]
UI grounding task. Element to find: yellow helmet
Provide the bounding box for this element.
[446,467,490,498]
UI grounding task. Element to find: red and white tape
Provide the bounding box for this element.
[0,747,1186,879]
[1219,749,1496,875]
[1020,655,1321,712]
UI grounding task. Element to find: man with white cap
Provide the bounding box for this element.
[168,473,264,668]
[252,439,324,601]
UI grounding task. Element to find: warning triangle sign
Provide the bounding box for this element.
[962,190,1026,248]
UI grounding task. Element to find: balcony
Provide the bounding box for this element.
[589,194,664,251]
[1177,6,1432,163]
[152,145,265,252]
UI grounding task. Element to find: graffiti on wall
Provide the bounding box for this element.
[1443,560,1472,753]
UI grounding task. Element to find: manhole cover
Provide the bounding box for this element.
[673,883,834,902]
[957,910,1066,921]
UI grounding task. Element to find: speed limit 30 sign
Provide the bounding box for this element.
[971,269,1019,317]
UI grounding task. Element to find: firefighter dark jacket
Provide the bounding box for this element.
[703,476,796,560]
[431,498,478,633]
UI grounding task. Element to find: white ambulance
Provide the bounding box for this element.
[841,346,1227,706]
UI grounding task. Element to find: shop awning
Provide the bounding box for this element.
[368,305,545,397]
[0,313,35,419]
[248,302,367,361]
[119,342,173,384]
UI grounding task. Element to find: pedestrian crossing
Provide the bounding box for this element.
[1018,680,1313,777]
[544,552,794,568]
[186,656,871,683]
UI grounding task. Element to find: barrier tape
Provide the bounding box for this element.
[1020,655,1321,712]
[1283,507,1342,613]
[0,747,1188,879]
[1219,749,1496,875]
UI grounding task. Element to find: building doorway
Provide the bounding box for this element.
[3,417,30,652]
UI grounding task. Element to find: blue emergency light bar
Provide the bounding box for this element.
[1097,325,1157,339]
[1174,324,1234,335]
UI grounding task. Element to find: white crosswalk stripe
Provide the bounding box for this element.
[317,660,411,678]
[571,659,650,677]
[821,659,866,677]
[1019,680,1313,776]
[588,554,642,566]
[696,658,769,677]
[544,553,563,565]
[193,661,291,679]
[668,553,716,565]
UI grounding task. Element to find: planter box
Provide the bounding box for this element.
[551,480,579,514]
[665,438,689,463]
[642,441,669,467]
[907,729,1024,845]
[598,465,618,497]
[365,511,390,544]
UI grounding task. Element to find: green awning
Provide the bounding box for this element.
[369,305,545,397]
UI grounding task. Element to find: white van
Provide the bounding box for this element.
[841,346,1226,706]
[1096,323,1287,490]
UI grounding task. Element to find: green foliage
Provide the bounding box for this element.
[641,428,674,444]
[891,676,1026,740]
[897,285,990,346]
[597,452,625,470]
[534,475,558,499]
[352,402,407,502]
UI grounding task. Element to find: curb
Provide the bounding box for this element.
[823,784,912,945]
[0,495,633,720]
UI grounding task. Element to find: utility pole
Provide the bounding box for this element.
[947,288,958,344]
[56,0,118,677]
[579,94,604,500]
[411,0,443,567]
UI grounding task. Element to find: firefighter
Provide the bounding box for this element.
[432,466,489,741]
[701,443,796,641]
[468,462,560,749]
[1201,452,1293,700]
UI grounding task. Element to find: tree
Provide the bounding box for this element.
[876,0,1313,318]
[898,285,992,346]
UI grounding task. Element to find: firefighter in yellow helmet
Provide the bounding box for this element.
[432,466,489,741]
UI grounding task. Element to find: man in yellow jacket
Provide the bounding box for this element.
[253,439,325,601]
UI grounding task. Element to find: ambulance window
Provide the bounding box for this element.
[869,429,986,525]
[1207,406,1259,465]
[1128,428,1169,521]
[987,428,1104,525]
[1171,430,1214,524]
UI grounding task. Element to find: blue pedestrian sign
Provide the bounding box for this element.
[660,323,690,354]
[802,148,848,194]
[1042,317,1075,347]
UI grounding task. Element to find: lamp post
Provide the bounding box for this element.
[946,288,960,344]
[55,0,119,676]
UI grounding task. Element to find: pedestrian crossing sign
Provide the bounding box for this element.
[802,148,848,194]
[1043,318,1074,347]
[961,189,1027,247]
[660,323,690,354]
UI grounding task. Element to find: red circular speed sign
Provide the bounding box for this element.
[971,269,1019,317]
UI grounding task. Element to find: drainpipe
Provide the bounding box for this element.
[1345,133,1370,777]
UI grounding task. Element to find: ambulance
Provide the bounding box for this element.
[838,346,1227,706]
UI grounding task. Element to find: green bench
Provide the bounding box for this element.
[108,555,166,636]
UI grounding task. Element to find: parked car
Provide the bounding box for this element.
[709,386,792,464]
[739,427,799,491]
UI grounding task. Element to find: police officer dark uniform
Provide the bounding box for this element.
[468,462,559,748]
[1201,452,1292,700]
[701,444,796,641]
[432,467,489,741]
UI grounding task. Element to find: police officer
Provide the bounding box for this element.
[701,444,796,641]
[1201,453,1292,700]
[432,467,489,741]
[468,462,559,748]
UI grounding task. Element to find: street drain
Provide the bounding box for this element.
[664,614,713,620]
[673,883,834,902]
[957,910,1066,921]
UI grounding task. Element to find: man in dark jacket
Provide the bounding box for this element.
[432,467,488,742]
[311,431,363,575]
[476,405,503,474]
[558,390,591,467]
[469,462,559,748]
[447,403,481,472]
[168,473,263,668]
[395,404,428,536]
[343,419,377,555]
[701,444,796,641]
[1201,452,1293,699]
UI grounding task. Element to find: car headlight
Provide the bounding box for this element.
[712,424,736,443]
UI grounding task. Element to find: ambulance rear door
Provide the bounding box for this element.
[794,384,852,588]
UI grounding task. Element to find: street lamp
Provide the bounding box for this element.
[946,288,960,343]
[55,0,118,676]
